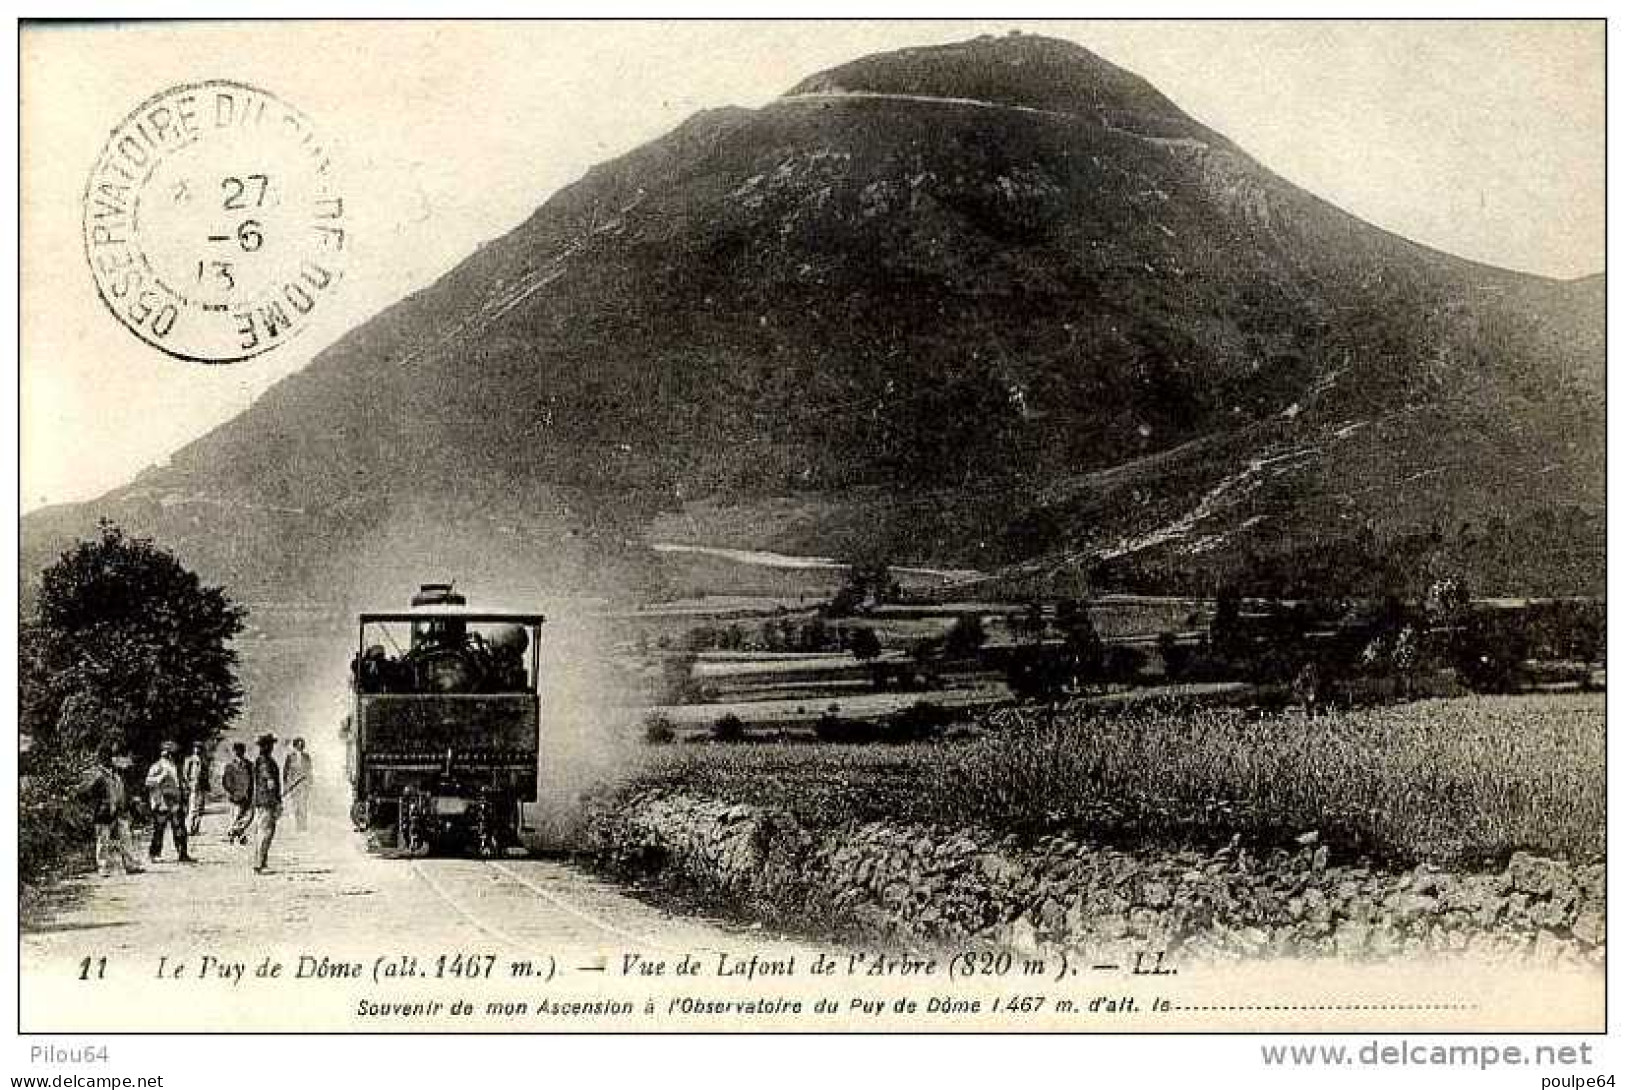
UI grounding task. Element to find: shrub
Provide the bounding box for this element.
[19,751,93,885]
[711,713,746,743]
[848,626,882,661]
[1101,644,1147,684]
[1004,643,1072,703]
[642,715,676,746]
[813,706,856,743]
[1455,611,1530,693]
[1158,632,1192,680]
[798,617,833,652]
[944,614,987,658]
[888,701,953,742]
[814,705,910,744]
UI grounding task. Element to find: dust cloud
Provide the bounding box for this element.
[226,507,651,849]
[529,608,642,848]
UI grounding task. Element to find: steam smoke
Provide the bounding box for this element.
[226,505,649,851]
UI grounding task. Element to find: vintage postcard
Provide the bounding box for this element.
[15,18,1605,1045]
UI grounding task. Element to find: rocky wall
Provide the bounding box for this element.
[586,790,1605,968]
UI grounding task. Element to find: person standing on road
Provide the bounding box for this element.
[250,734,282,874]
[183,740,209,836]
[221,742,255,844]
[82,745,143,876]
[282,738,312,833]
[144,741,194,863]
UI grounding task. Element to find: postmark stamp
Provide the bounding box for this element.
[82,80,346,364]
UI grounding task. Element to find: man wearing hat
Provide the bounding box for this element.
[81,744,143,876]
[250,734,283,874]
[143,741,194,863]
[183,740,210,836]
[221,741,255,844]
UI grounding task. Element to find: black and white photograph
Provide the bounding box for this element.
[13,16,1607,1055]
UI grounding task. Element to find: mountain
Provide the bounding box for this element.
[23,34,1604,603]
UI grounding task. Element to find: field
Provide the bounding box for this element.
[616,693,1605,869]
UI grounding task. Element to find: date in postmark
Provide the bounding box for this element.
[82,80,346,363]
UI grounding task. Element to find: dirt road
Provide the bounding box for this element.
[21,794,822,1032]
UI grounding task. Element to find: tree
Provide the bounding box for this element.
[641,714,675,746]
[827,560,898,617]
[798,616,831,653]
[1157,631,1191,681]
[848,626,882,661]
[711,713,746,743]
[23,522,246,765]
[661,647,699,703]
[944,614,987,659]
[1454,610,1530,693]
[1207,587,1248,673]
[1019,601,1046,643]
[1004,644,1071,703]
[1055,598,1103,688]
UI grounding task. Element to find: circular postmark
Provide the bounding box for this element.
[82,80,346,363]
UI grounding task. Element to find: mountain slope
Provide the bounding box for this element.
[23,35,1604,601]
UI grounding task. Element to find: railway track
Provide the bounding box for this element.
[408,857,689,954]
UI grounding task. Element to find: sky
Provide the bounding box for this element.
[19,19,1604,512]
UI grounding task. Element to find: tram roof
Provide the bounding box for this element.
[358,608,546,625]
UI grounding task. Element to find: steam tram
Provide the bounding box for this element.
[345,584,545,857]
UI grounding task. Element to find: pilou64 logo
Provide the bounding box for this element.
[82,79,346,363]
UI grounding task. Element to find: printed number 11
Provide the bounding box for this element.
[78,956,106,980]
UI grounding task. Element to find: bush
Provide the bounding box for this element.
[814,705,894,743]
[944,614,987,658]
[797,617,834,652]
[1004,643,1072,703]
[889,701,953,742]
[19,753,93,885]
[1101,644,1147,684]
[827,561,898,617]
[642,715,676,746]
[1158,632,1192,680]
[1455,612,1530,693]
[711,713,746,743]
[848,626,882,661]
[808,702,954,744]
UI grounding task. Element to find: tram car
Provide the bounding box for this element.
[344,584,545,856]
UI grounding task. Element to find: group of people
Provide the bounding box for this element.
[83,734,313,877]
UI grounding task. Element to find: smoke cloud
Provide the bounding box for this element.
[225,507,649,851]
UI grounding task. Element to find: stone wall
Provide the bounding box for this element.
[586,789,1605,968]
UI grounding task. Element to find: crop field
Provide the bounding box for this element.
[649,685,1011,728]
[619,693,1604,868]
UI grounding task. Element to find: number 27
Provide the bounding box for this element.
[222,174,269,210]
